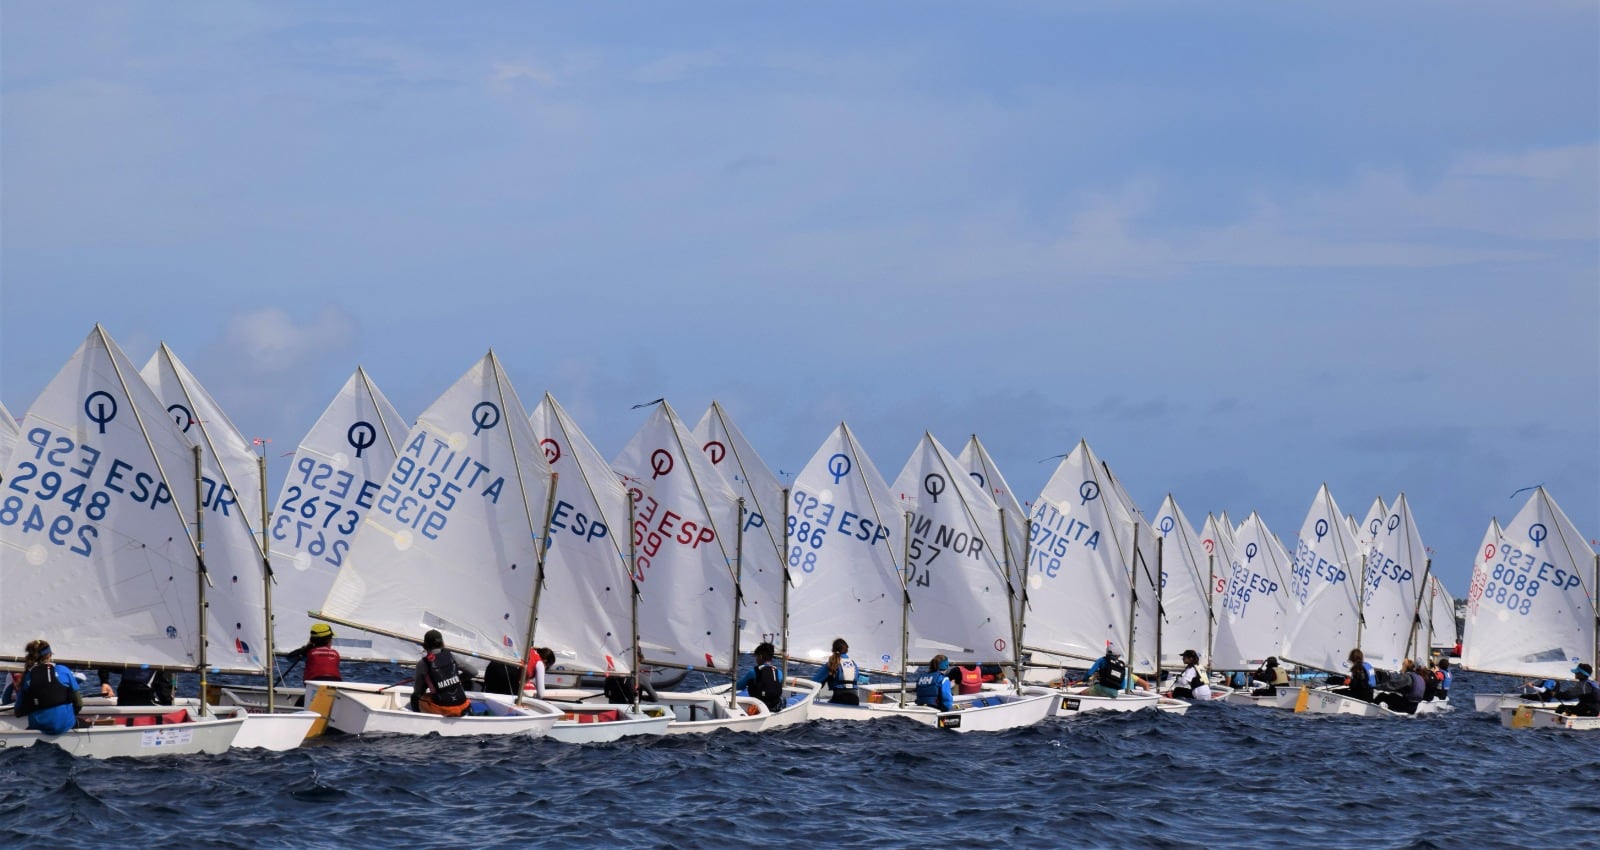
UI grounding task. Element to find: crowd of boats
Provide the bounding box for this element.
[1,324,1596,758]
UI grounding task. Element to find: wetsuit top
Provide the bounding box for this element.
[915,669,954,711]
[738,661,785,712]
[303,645,342,682]
[16,663,78,734]
[812,655,858,690]
[1346,662,1374,700]
[414,649,468,707]
[99,667,174,706]
[1576,679,1600,715]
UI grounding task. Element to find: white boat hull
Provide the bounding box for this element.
[1047,686,1159,716]
[1223,689,1302,710]
[322,682,561,737]
[757,682,818,731]
[1500,704,1600,730]
[208,689,321,750]
[1297,687,1450,718]
[1474,692,1568,713]
[934,688,1057,733]
[0,705,244,758]
[546,702,672,743]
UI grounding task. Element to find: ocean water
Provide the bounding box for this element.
[2,667,1596,850]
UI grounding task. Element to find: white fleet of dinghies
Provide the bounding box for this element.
[0,326,247,756]
[1459,488,1599,730]
[7,326,1600,753]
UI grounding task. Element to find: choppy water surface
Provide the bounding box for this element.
[3,668,1596,849]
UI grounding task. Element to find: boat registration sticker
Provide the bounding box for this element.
[1060,697,1080,712]
[141,727,195,748]
[938,715,961,730]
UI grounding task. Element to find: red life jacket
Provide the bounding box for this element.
[954,665,985,695]
[304,645,343,682]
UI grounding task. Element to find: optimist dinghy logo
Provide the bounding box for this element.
[346,421,377,458]
[1078,481,1099,505]
[1314,519,1329,542]
[650,449,674,479]
[84,391,118,434]
[1158,516,1175,535]
[969,471,985,490]
[167,404,195,433]
[922,473,945,503]
[1245,543,1258,563]
[470,402,501,435]
[827,453,852,484]
[1386,514,1400,535]
[702,440,726,465]
[1528,523,1548,548]
[540,438,562,464]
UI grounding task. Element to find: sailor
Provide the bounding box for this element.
[811,638,860,705]
[1333,648,1376,702]
[1250,656,1289,696]
[949,661,1005,695]
[285,623,343,684]
[14,639,81,735]
[98,665,175,706]
[914,655,955,712]
[1085,647,1127,698]
[1436,658,1453,700]
[1375,659,1427,714]
[409,629,473,716]
[737,642,785,713]
[1521,677,1560,702]
[1556,664,1599,718]
[1171,649,1212,700]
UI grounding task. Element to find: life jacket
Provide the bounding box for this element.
[1096,657,1125,689]
[749,662,784,712]
[303,645,342,682]
[954,665,985,695]
[1182,665,1205,690]
[915,670,950,710]
[831,656,858,690]
[1402,671,1426,703]
[1440,669,1453,690]
[1271,667,1289,686]
[19,663,77,715]
[420,650,468,707]
[1363,662,1376,688]
[118,668,173,706]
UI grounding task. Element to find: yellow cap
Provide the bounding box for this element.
[310,623,334,638]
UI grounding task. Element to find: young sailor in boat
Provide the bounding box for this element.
[285,623,344,687]
[949,661,1005,695]
[1170,649,1212,700]
[97,665,174,706]
[1434,658,1452,701]
[811,638,860,705]
[1084,647,1130,698]
[14,640,82,735]
[482,647,553,698]
[737,642,785,712]
[1331,648,1376,703]
[409,629,476,716]
[1250,657,1289,696]
[1555,664,1599,718]
[914,655,955,711]
[1373,659,1426,714]
[1520,677,1560,701]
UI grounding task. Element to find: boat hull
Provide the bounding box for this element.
[1223,689,1302,710]
[0,705,245,758]
[1046,687,1159,716]
[1500,704,1600,730]
[1297,687,1449,718]
[547,703,672,743]
[322,682,561,737]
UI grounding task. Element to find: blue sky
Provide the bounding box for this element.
[3,2,1596,595]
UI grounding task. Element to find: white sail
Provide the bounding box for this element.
[692,402,785,648]
[890,432,1013,664]
[1462,489,1595,679]
[786,423,907,675]
[612,401,740,671]
[141,345,268,673]
[0,400,19,471]
[529,393,636,676]
[1196,513,1236,661]
[1279,484,1363,672]
[1151,495,1212,667]
[1024,440,1154,673]
[1428,576,1458,650]
[955,435,1028,635]
[1097,459,1161,675]
[1355,496,1389,552]
[0,326,206,670]
[318,352,554,665]
[268,367,415,661]
[1358,493,1429,671]
[1211,512,1293,670]
[1219,510,1240,549]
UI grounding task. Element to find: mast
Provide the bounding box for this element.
[194,446,211,717]
[899,511,912,707]
[730,496,744,710]
[516,473,560,705]
[1405,559,1433,662]
[629,490,641,713]
[1155,535,1165,684]
[781,487,792,686]
[258,452,275,712]
[1124,521,1139,693]
[1001,506,1022,692]
[1206,550,1216,668]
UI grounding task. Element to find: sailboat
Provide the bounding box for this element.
[1298,493,1441,718]
[142,344,319,750]
[265,367,417,665]
[1460,489,1598,730]
[691,401,818,728]
[0,326,245,756]
[1022,440,1162,715]
[785,423,912,722]
[1151,495,1229,701]
[312,352,563,737]
[524,393,672,742]
[1209,511,1294,701]
[956,435,1029,649]
[610,400,768,734]
[885,432,1055,731]
[1425,576,1458,656]
[1265,485,1364,710]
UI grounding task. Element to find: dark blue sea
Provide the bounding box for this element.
[3,665,1595,850]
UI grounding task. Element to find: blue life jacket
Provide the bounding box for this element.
[915,670,951,710]
[1441,669,1452,690]
[1363,662,1376,687]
